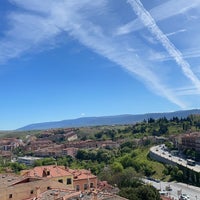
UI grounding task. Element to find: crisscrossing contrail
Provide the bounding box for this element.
[128,0,200,93]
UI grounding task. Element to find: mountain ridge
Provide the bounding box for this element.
[17,109,200,131]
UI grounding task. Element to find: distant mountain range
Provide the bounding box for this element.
[17,109,200,131]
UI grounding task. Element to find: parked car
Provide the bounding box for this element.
[179,194,190,200]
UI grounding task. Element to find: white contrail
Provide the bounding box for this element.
[166,29,186,37]
[0,0,187,108]
[128,0,200,93]
[118,0,200,35]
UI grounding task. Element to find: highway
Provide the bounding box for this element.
[150,145,200,173]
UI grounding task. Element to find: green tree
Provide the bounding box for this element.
[119,167,142,188]
[111,162,124,173]
[76,149,88,160]
[158,124,168,135]
[119,185,161,200]
[136,185,161,200]
[176,170,184,181]
[34,157,56,166]
[10,162,27,173]
[120,155,133,168]
[119,187,139,200]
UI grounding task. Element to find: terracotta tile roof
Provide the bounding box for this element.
[0,174,19,187]
[22,165,73,178]
[67,169,97,180]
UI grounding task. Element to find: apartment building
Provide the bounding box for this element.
[0,138,21,151]
[25,139,53,151]
[181,132,200,152]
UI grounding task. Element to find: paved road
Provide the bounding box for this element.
[150,145,200,173]
[144,179,200,200]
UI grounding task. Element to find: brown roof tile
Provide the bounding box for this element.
[22,165,72,178]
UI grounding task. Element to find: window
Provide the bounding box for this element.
[9,194,12,198]
[58,179,63,183]
[84,184,88,190]
[76,185,80,191]
[90,182,94,188]
[47,171,50,176]
[30,190,34,194]
[67,178,72,185]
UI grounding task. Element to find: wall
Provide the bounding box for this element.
[0,179,69,200]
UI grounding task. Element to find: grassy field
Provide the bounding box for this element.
[132,147,169,180]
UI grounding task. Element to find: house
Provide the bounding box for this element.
[33,144,64,157]
[0,150,13,161]
[26,139,53,151]
[21,165,98,192]
[0,168,126,200]
[67,168,98,192]
[97,180,119,194]
[38,128,78,142]
[0,174,73,200]
[66,132,78,141]
[62,147,78,157]
[65,140,119,149]
[99,140,119,148]
[0,138,21,151]
[21,165,74,189]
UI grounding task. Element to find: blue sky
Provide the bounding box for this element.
[1,0,200,130]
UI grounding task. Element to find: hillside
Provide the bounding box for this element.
[17,109,200,131]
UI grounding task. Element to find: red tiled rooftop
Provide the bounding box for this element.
[22,165,72,178]
[67,169,97,180]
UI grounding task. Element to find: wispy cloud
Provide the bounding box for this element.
[0,12,60,64]
[117,0,200,35]
[148,48,200,62]
[174,86,200,96]
[128,0,200,96]
[1,0,197,108]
